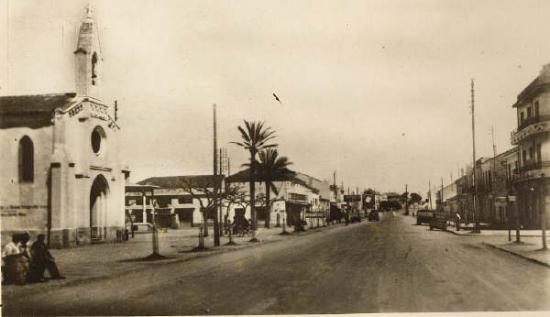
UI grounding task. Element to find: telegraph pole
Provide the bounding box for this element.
[429,180,433,210]
[219,147,224,237]
[491,126,497,224]
[405,184,409,215]
[542,174,548,250]
[441,177,444,213]
[212,104,220,246]
[471,79,480,233]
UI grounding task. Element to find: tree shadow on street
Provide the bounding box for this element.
[119,254,174,263]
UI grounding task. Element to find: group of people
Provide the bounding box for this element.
[2,232,64,285]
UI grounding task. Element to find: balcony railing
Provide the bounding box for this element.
[518,115,547,130]
[511,118,550,145]
[519,161,542,173]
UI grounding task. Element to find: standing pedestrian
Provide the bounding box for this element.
[455,212,461,231]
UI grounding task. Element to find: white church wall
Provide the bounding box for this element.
[0,125,53,244]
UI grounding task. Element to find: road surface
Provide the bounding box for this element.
[4,212,549,315]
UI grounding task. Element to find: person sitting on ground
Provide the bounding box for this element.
[2,234,22,284]
[2,233,30,285]
[27,234,65,282]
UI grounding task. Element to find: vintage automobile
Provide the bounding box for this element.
[416,209,434,225]
[429,212,448,231]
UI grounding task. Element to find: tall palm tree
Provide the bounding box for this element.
[255,149,294,228]
[231,120,277,240]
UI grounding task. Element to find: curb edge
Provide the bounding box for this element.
[482,242,550,268]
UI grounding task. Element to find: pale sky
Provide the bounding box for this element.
[2,0,550,195]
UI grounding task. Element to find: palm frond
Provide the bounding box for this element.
[237,125,251,144]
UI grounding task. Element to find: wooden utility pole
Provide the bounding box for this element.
[429,180,433,210]
[441,177,444,213]
[471,79,480,233]
[405,184,409,215]
[219,148,223,175]
[542,174,547,250]
[491,126,497,224]
[219,147,224,237]
[212,104,220,246]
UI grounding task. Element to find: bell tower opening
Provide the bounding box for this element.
[91,52,98,86]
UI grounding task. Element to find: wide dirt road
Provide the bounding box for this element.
[4,212,550,315]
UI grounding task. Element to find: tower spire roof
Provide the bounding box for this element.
[86,4,93,19]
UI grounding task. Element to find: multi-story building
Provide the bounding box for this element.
[437,182,458,218]
[475,148,519,227]
[454,171,474,223]
[441,147,518,228]
[511,63,550,229]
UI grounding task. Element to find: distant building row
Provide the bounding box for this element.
[125,169,354,231]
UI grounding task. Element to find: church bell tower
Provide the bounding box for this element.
[74,5,102,98]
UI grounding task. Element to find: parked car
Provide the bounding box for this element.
[429,212,448,231]
[416,209,434,225]
[368,210,379,221]
[126,222,154,234]
[350,215,362,223]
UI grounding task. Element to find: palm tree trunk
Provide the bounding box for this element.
[249,151,256,231]
[265,181,271,228]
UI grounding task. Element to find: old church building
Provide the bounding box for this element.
[0,7,129,247]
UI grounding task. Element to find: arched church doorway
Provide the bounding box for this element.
[90,174,109,242]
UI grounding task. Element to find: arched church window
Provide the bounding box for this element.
[91,52,98,85]
[19,136,34,183]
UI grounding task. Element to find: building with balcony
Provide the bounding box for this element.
[440,148,518,228]
[511,63,550,229]
[474,148,519,227]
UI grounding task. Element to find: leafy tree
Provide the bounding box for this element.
[231,121,277,240]
[180,178,220,244]
[364,188,376,195]
[410,192,422,204]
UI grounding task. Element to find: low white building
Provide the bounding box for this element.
[125,175,225,229]
[226,169,328,228]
